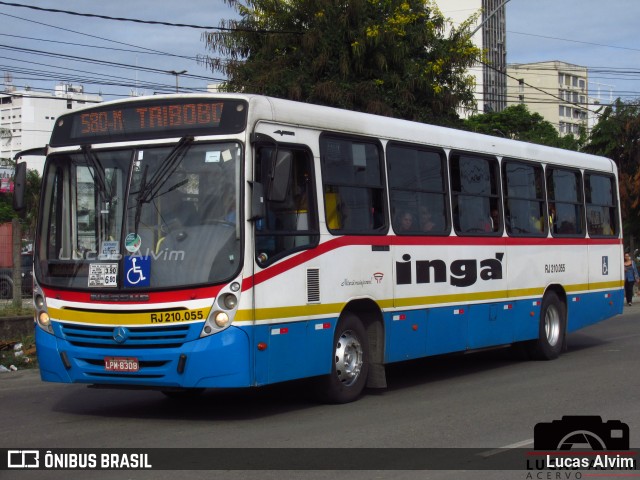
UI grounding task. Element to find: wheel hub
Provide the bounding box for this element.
[334,330,363,387]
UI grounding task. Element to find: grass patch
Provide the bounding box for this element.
[0,301,34,318]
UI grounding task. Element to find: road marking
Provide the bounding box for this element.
[478,438,533,458]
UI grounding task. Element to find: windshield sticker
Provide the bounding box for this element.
[88,263,118,288]
[100,240,119,259]
[205,151,221,163]
[222,149,233,162]
[124,256,150,287]
[124,233,142,253]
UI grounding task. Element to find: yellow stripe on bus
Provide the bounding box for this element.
[48,307,211,326]
[235,282,623,323]
[49,281,622,326]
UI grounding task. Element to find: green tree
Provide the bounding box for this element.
[585,98,640,240]
[0,166,41,241]
[202,0,481,125]
[463,104,585,150]
[22,168,42,240]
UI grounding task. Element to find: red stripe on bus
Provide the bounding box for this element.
[242,235,621,291]
[41,285,223,303]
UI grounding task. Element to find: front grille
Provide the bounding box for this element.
[60,323,192,349]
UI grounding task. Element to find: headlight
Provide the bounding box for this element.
[38,311,50,327]
[221,293,237,310]
[35,294,45,309]
[199,280,241,338]
[214,311,230,327]
[34,290,53,334]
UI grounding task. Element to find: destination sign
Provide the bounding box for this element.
[50,98,247,146]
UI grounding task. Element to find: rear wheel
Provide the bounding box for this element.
[317,313,369,404]
[528,291,566,360]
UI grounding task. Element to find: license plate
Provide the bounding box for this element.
[104,357,139,372]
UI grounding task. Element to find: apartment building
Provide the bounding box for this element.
[1,83,102,172]
[507,61,589,136]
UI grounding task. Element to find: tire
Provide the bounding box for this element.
[317,313,369,404]
[527,291,566,360]
[0,278,13,299]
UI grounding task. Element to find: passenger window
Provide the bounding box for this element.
[320,135,387,234]
[502,160,546,236]
[387,143,449,235]
[450,153,501,235]
[585,173,618,237]
[255,146,319,266]
[547,167,584,236]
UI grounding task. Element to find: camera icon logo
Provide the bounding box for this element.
[534,416,629,450]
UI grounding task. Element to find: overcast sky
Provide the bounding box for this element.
[1,0,639,104]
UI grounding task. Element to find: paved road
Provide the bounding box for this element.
[2,305,640,480]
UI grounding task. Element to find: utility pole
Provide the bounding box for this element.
[169,70,187,93]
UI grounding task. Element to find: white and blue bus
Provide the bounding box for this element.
[16,94,624,403]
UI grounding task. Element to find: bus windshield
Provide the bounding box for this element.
[36,141,242,290]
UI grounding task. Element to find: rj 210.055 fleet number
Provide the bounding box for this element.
[150,310,205,323]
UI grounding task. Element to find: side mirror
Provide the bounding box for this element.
[248,181,265,221]
[12,161,27,212]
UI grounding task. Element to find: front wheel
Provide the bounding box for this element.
[316,314,369,404]
[527,292,566,360]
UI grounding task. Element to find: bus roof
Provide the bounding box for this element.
[56,93,616,174]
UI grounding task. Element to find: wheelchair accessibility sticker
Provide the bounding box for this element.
[125,256,150,287]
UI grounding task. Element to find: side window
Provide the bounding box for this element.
[45,166,64,260]
[450,152,501,235]
[255,146,319,266]
[502,160,546,236]
[585,173,618,237]
[320,135,386,234]
[387,143,449,235]
[547,167,584,236]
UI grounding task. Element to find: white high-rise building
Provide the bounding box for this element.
[436,0,508,116]
[1,82,102,173]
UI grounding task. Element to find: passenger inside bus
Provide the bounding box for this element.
[396,211,415,232]
[418,206,436,232]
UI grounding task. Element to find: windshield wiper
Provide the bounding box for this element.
[132,135,194,233]
[81,145,109,201]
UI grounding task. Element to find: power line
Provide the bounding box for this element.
[0,32,198,61]
[0,1,224,30]
[0,44,221,82]
[508,30,640,54]
[0,8,224,98]
[0,1,301,34]
[0,11,177,58]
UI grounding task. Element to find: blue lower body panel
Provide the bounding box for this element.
[384,288,622,363]
[36,323,252,388]
[566,289,624,332]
